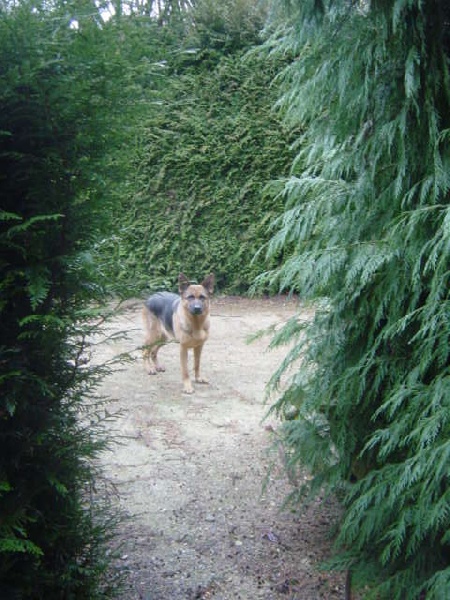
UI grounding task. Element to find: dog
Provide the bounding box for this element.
[143,273,214,394]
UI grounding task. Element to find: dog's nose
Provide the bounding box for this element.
[191,304,203,314]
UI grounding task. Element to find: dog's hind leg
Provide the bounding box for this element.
[193,344,209,385]
[142,308,166,375]
[147,343,166,375]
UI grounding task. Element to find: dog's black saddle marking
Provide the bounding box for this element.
[145,292,180,335]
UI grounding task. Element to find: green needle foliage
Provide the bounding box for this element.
[260,0,450,597]
[100,0,295,294]
[0,2,122,596]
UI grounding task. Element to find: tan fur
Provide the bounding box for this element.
[143,273,214,394]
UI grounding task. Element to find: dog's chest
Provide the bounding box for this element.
[178,319,209,346]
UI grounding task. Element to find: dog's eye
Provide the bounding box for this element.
[199,294,206,300]
[187,294,195,300]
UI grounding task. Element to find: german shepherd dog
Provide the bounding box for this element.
[143,273,214,394]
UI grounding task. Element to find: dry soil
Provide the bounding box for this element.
[95,296,347,600]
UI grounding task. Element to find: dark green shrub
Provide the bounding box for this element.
[0,2,120,596]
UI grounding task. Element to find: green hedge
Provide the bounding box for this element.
[103,43,295,294]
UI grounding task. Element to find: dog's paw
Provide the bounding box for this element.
[155,364,166,372]
[183,382,194,394]
[195,376,209,385]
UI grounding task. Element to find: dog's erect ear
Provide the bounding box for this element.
[178,273,190,293]
[201,273,214,294]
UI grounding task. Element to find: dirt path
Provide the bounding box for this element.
[97,297,346,599]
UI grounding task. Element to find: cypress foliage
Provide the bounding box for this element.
[261,0,450,597]
[0,2,120,596]
[100,0,295,294]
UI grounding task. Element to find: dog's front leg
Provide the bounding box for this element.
[180,345,193,394]
[194,344,209,385]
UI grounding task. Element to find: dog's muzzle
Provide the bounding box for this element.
[190,304,203,315]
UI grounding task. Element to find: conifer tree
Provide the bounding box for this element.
[0,1,121,596]
[261,1,450,597]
